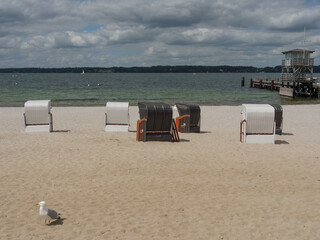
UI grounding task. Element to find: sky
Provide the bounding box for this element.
[0,0,320,68]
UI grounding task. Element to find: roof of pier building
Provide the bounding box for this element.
[282,49,314,54]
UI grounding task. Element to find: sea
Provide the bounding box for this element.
[0,72,319,107]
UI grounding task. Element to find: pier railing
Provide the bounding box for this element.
[250,77,281,91]
[280,74,317,83]
[282,58,314,67]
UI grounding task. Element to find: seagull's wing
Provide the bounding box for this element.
[47,208,60,219]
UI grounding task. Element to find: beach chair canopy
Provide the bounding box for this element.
[105,102,129,132]
[24,100,52,132]
[176,103,201,125]
[242,104,275,134]
[106,102,129,125]
[138,102,172,132]
[24,100,51,125]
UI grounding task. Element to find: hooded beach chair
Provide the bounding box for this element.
[175,103,201,133]
[136,102,179,142]
[269,104,283,135]
[105,102,129,132]
[24,100,53,132]
[240,104,275,143]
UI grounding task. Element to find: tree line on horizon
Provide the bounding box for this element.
[1,65,320,73]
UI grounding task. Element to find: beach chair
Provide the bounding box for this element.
[24,100,53,132]
[175,103,201,133]
[105,102,129,132]
[136,102,179,142]
[240,104,275,143]
[269,104,283,135]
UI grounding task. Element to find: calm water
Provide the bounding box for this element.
[0,72,319,106]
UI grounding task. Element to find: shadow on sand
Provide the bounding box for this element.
[275,140,289,145]
[281,132,294,136]
[47,218,66,226]
[52,130,70,133]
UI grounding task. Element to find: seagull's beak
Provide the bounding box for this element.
[36,203,39,205]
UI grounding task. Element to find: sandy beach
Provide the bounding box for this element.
[0,104,320,240]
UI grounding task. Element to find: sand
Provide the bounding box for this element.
[0,104,320,240]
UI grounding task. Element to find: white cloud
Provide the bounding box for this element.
[0,0,320,67]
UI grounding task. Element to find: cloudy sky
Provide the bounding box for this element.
[1,0,320,68]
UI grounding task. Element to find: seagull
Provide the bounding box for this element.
[36,201,61,225]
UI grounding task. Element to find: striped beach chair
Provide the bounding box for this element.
[136,102,179,142]
[240,104,275,143]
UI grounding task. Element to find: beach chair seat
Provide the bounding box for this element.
[240,104,275,143]
[24,100,53,132]
[175,103,201,133]
[136,102,179,142]
[105,102,129,132]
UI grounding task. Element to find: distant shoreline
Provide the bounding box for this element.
[1,65,320,73]
[0,65,297,73]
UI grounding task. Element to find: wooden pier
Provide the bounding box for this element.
[243,49,319,98]
[245,77,319,98]
[249,78,280,91]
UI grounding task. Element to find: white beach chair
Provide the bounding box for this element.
[105,102,129,132]
[240,104,275,143]
[24,100,53,132]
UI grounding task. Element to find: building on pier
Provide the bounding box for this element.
[280,49,318,97]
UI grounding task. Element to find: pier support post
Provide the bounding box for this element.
[250,78,253,88]
[241,77,245,87]
[309,82,313,97]
[271,80,274,91]
[259,80,262,89]
[315,86,319,98]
